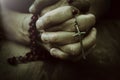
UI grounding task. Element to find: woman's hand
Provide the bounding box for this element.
[35,5,96,60]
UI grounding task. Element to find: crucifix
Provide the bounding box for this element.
[73,16,86,59]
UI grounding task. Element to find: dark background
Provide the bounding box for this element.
[106,0,120,19]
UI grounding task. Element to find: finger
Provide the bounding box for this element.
[50,48,69,59]
[36,6,79,30]
[41,32,79,45]
[47,14,95,32]
[50,44,96,60]
[41,0,90,15]
[50,43,96,60]
[29,0,59,13]
[59,28,97,56]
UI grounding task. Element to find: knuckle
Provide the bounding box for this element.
[65,6,73,15]
[50,34,58,42]
[89,14,95,19]
[65,6,72,10]
[45,15,52,25]
[42,13,52,27]
[89,14,96,25]
[68,6,73,11]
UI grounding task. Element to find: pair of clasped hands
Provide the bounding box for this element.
[9,0,97,60]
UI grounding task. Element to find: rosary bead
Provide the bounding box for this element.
[21,56,27,63]
[26,52,36,59]
[31,30,38,35]
[29,22,36,27]
[30,39,37,44]
[72,9,79,16]
[31,41,37,45]
[8,57,17,65]
[33,55,39,61]
[32,51,37,56]
[29,31,36,36]
[30,41,37,46]
[29,35,37,40]
[29,32,37,40]
[31,15,38,21]
[31,45,37,50]
[29,25,36,29]
[31,29,35,33]
[26,52,32,57]
[18,56,23,61]
[67,0,73,4]
[27,55,33,61]
[28,26,36,33]
[25,53,32,61]
[7,58,13,64]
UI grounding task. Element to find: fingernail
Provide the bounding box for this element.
[50,48,57,56]
[41,33,49,43]
[29,5,35,13]
[36,19,44,30]
[92,27,96,31]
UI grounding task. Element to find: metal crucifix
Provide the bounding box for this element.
[73,16,86,59]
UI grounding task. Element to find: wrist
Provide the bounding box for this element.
[20,14,33,44]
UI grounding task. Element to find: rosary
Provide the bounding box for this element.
[8,14,53,65]
[7,0,89,65]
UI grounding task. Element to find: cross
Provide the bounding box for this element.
[73,17,86,59]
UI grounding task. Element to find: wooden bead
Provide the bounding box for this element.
[29,22,35,27]
[72,9,79,16]
[31,15,38,21]
[67,0,73,4]
[7,57,17,65]
[18,56,23,61]
[29,35,37,40]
